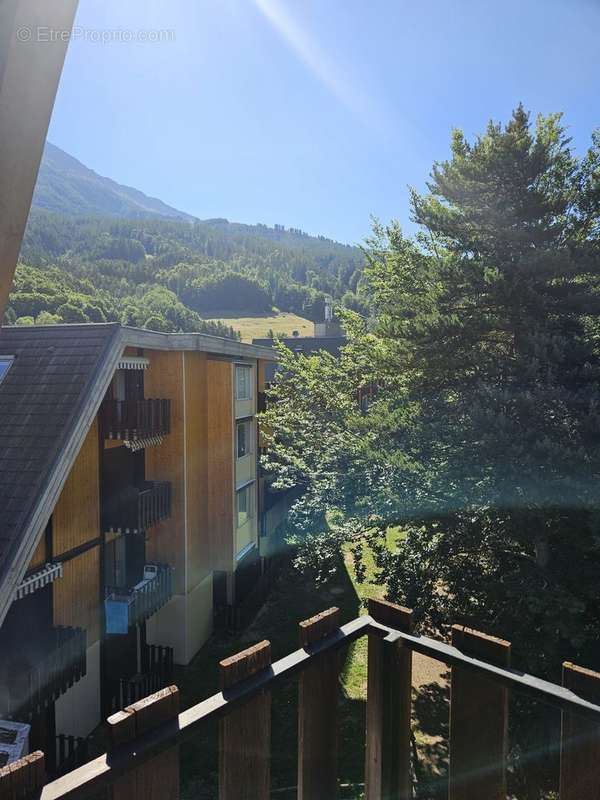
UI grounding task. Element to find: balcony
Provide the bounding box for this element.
[51,734,90,780]
[260,486,301,537]
[111,644,174,713]
[0,626,86,720]
[105,564,173,634]
[20,598,600,800]
[101,398,171,442]
[102,480,172,534]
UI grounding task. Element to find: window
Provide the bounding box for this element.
[235,365,253,401]
[0,357,14,386]
[236,482,254,527]
[237,420,253,459]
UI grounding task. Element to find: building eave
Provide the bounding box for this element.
[120,326,278,361]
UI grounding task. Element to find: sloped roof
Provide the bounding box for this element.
[0,322,276,627]
[0,323,122,622]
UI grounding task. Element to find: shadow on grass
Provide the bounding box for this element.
[412,675,450,799]
[179,553,364,799]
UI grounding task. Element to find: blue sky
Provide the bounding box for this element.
[48,0,600,244]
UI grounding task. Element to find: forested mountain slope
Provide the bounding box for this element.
[33,143,195,220]
[8,145,365,335]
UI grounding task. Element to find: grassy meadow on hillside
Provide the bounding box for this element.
[206,312,313,342]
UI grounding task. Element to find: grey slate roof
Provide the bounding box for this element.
[0,323,121,596]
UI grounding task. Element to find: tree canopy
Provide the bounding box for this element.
[263,107,600,674]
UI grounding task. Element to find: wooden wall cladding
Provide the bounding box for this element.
[53,419,100,555]
[28,535,47,570]
[206,359,234,571]
[54,546,101,644]
[144,350,186,594]
[257,359,267,392]
[184,352,211,591]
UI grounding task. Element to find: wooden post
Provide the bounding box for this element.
[297,607,340,800]
[448,626,510,800]
[0,0,79,320]
[365,598,413,800]
[559,661,600,800]
[218,639,272,800]
[108,685,180,800]
[0,751,45,800]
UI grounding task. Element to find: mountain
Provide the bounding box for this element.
[32,143,195,221]
[10,144,366,336]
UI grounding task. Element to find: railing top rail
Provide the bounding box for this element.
[139,480,170,491]
[376,622,600,720]
[38,613,600,799]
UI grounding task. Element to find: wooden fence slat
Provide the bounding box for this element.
[448,626,510,800]
[0,751,45,800]
[108,685,180,800]
[298,607,340,800]
[365,599,413,800]
[560,661,600,800]
[218,639,272,800]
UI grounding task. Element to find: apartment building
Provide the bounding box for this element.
[0,322,282,773]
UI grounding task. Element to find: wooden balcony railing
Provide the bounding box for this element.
[260,495,290,537]
[101,399,171,442]
[52,736,90,780]
[0,626,86,721]
[6,600,600,800]
[114,645,174,713]
[260,486,301,537]
[105,564,173,634]
[102,480,171,534]
[139,481,171,532]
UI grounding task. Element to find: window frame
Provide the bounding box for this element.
[236,481,255,528]
[236,418,253,459]
[235,365,253,402]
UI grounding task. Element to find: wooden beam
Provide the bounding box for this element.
[297,607,340,800]
[0,0,78,319]
[108,685,180,800]
[560,661,600,800]
[365,599,413,800]
[218,640,272,800]
[448,626,510,800]
[0,751,45,800]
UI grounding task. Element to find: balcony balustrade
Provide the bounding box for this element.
[105,563,173,634]
[101,398,171,442]
[52,734,90,780]
[13,599,600,800]
[0,626,86,720]
[102,480,171,534]
[112,644,174,713]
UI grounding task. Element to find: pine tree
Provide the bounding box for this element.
[262,108,600,794]
[264,108,600,669]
